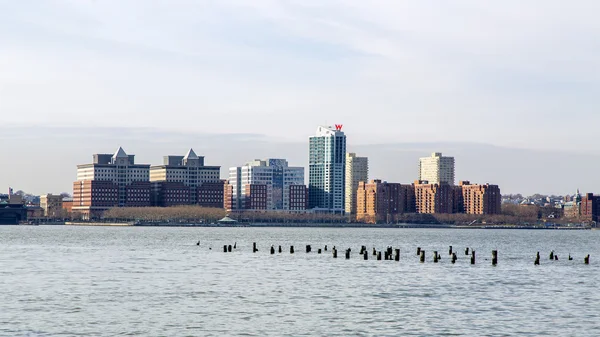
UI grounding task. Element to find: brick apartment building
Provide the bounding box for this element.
[459,181,501,215]
[414,180,455,214]
[356,180,415,223]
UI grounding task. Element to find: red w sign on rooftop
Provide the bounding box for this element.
[334,124,343,131]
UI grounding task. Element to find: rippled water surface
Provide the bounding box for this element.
[1,226,599,336]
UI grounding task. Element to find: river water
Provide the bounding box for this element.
[0,226,599,336]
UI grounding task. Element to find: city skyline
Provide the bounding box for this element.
[1,125,599,197]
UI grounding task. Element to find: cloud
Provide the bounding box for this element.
[0,0,599,152]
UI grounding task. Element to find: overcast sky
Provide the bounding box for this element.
[1,1,599,195]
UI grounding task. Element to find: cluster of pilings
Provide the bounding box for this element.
[217,242,591,265]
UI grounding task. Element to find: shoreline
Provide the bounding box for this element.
[17,222,593,230]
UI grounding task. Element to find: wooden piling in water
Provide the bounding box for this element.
[228,245,232,252]
[420,250,425,263]
[384,252,389,260]
[554,255,558,261]
[290,246,294,254]
[377,251,382,260]
[395,248,400,261]
[318,248,322,254]
[584,254,590,264]
[535,252,540,265]
[373,247,377,256]
[278,245,282,253]
[471,250,476,265]
[325,245,328,251]
[465,247,470,255]
[306,245,311,253]
[550,250,554,260]
[417,247,421,255]
[449,246,453,255]
[345,249,350,259]
[253,242,258,253]
[433,251,439,263]
[492,250,498,266]
[452,253,457,264]
[271,246,275,254]
[234,242,237,249]
[333,248,338,258]
[364,251,368,260]
[568,254,573,260]
[223,245,227,253]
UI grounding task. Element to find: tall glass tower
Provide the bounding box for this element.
[308,125,346,212]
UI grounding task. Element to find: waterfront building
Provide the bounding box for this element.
[414,180,455,214]
[228,159,305,211]
[459,181,501,215]
[73,147,151,219]
[356,179,415,224]
[580,193,600,222]
[344,153,368,215]
[149,149,221,207]
[419,152,455,185]
[40,194,64,218]
[309,125,346,213]
[245,184,268,210]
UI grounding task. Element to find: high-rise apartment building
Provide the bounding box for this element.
[73,147,151,219]
[459,181,501,215]
[228,159,305,211]
[419,152,455,185]
[149,149,222,207]
[356,180,415,224]
[309,125,346,212]
[345,153,368,215]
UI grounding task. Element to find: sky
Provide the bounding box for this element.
[1,1,599,195]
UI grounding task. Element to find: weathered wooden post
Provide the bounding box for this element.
[318,248,322,254]
[492,250,498,266]
[449,246,453,255]
[465,247,470,255]
[234,242,237,249]
[306,245,311,253]
[452,253,457,264]
[584,254,590,264]
[228,245,232,252]
[433,251,439,263]
[278,245,282,253]
[535,252,540,265]
[420,250,425,263]
[345,249,350,259]
[550,250,554,260]
[377,251,382,260]
[417,247,421,255]
[471,250,476,265]
[290,245,294,254]
[196,241,200,246]
[568,254,573,261]
[223,245,227,253]
[395,248,400,261]
[364,251,368,260]
[554,255,558,261]
[333,248,338,258]
[373,247,377,256]
[253,242,258,253]
[270,246,275,254]
[325,245,328,251]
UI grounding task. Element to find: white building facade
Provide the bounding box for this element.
[228,159,304,210]
[419,152,455,185]
[344,153,369,214]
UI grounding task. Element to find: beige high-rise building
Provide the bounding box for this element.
[419,152,455,185]
[345,153,369,214]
